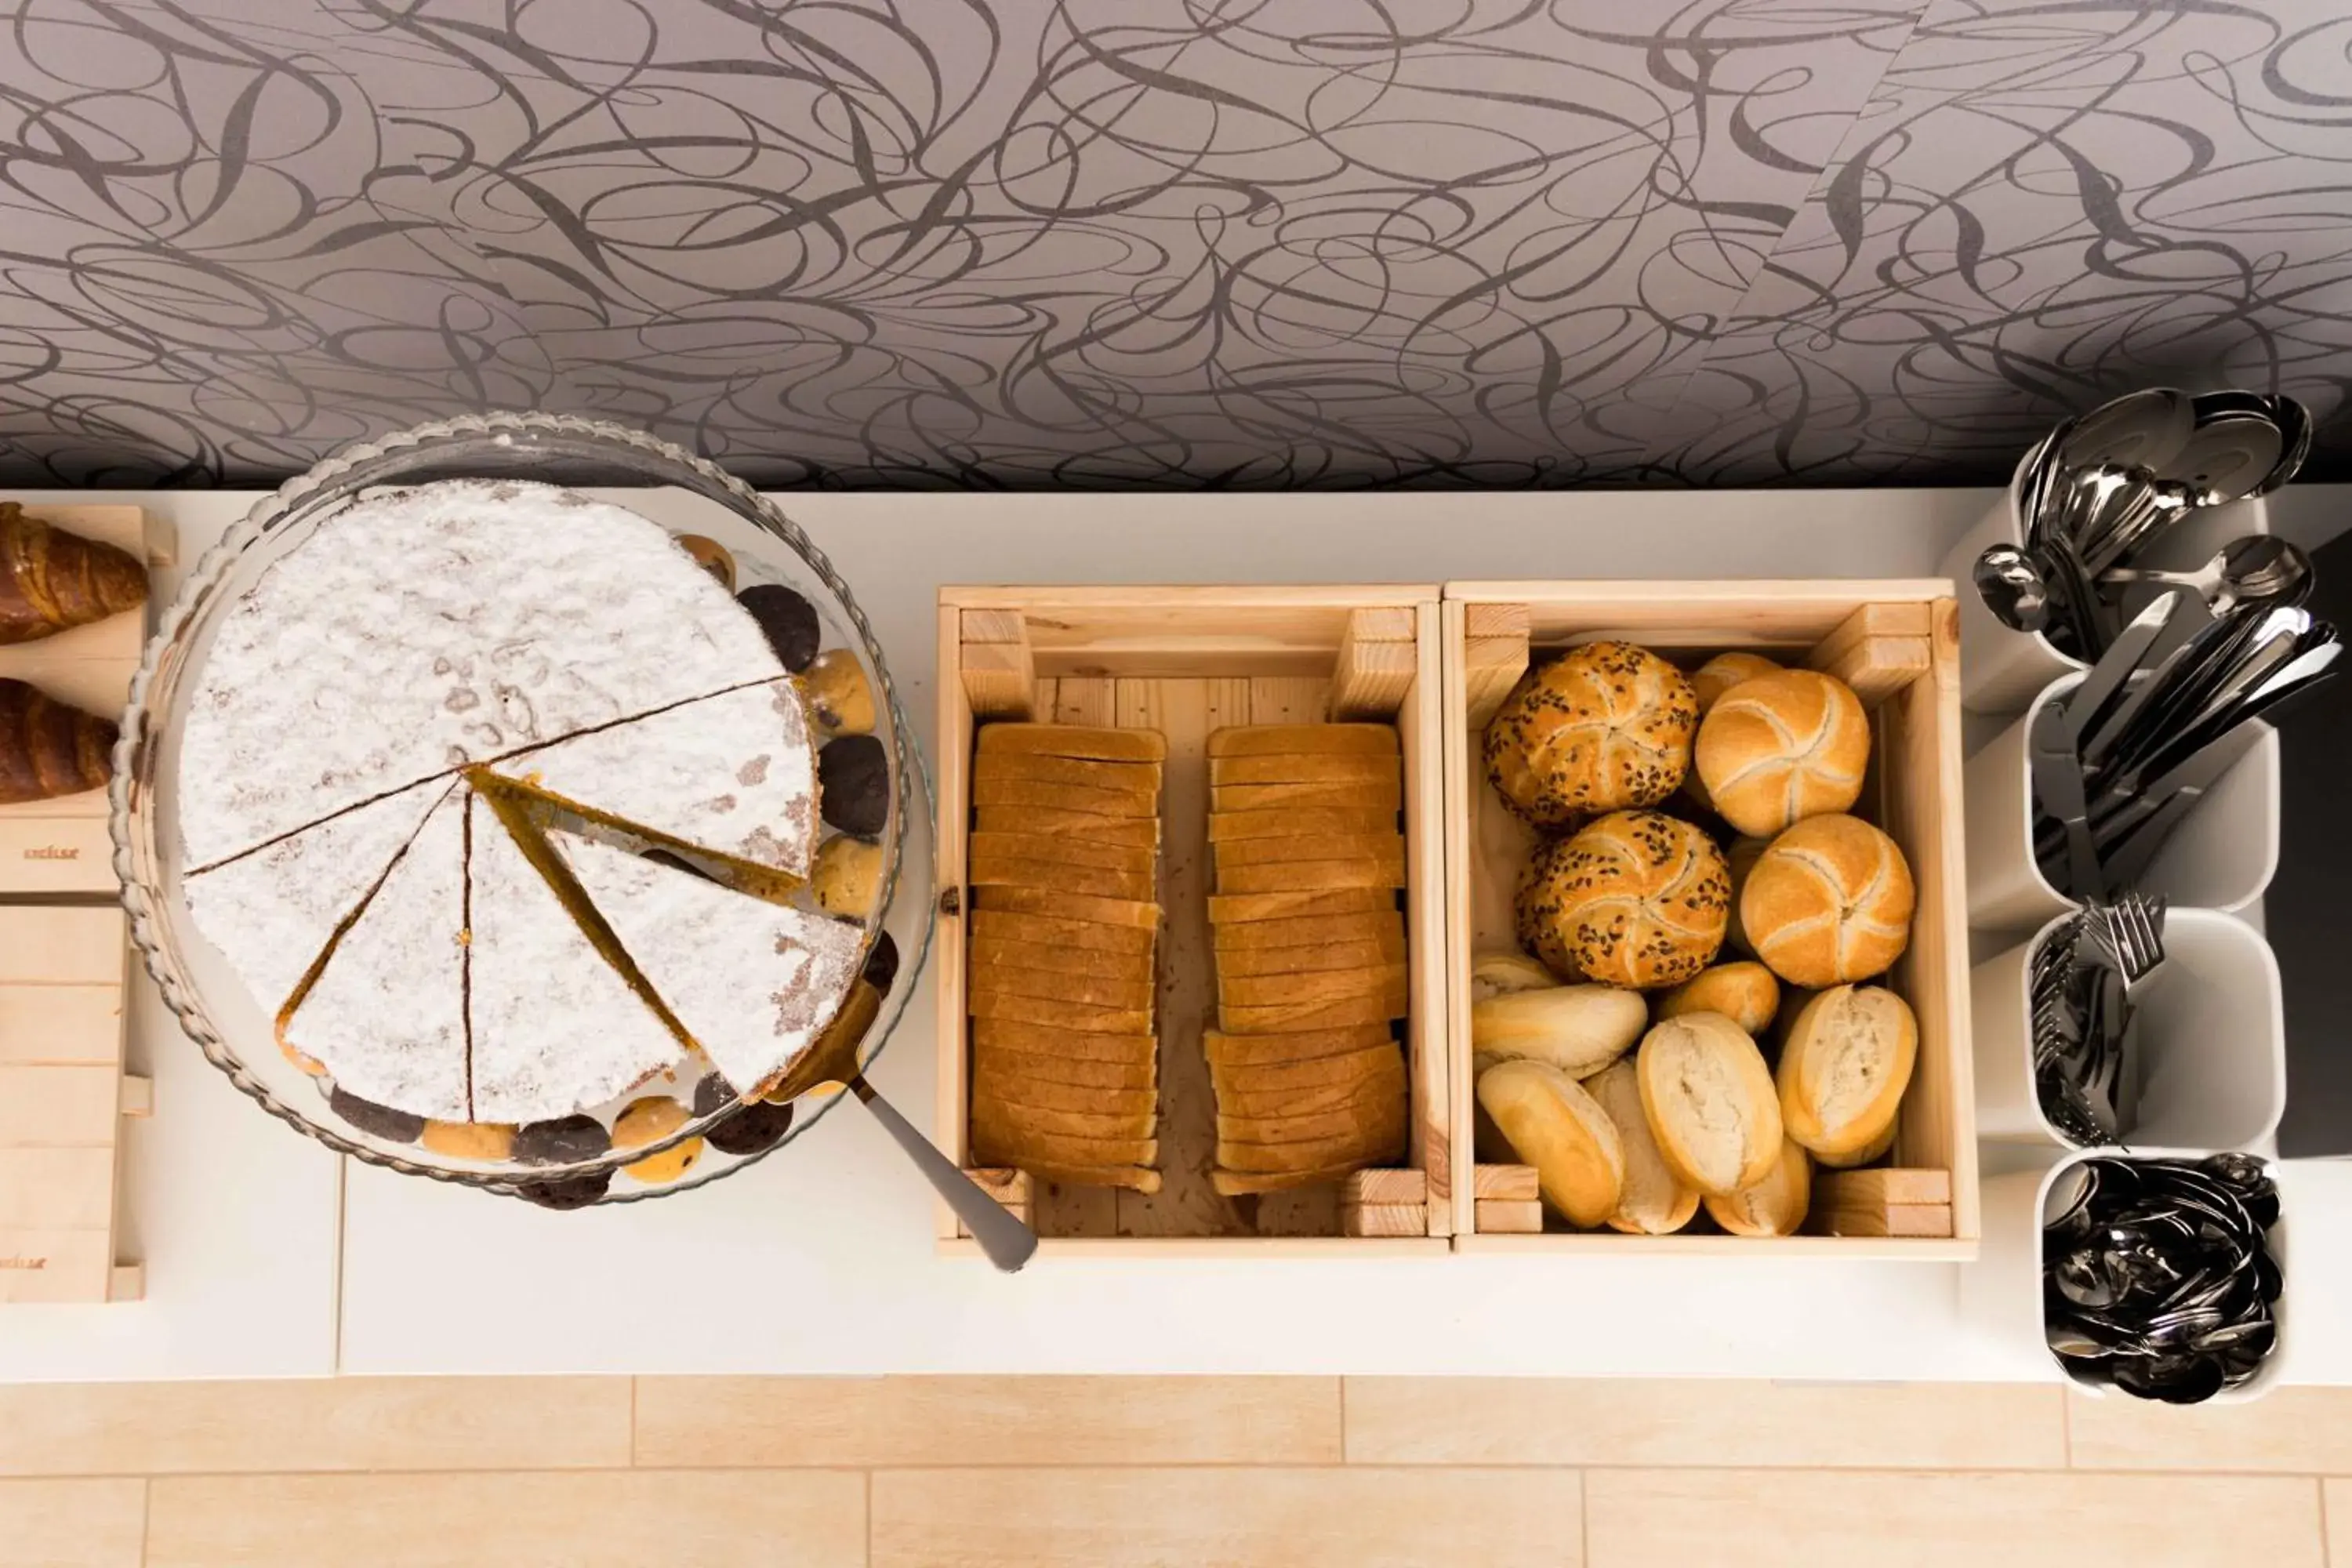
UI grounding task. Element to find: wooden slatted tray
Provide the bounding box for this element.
[1442,581,1977,1258]
[935,586,1450,1254]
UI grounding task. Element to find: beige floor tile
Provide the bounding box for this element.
[0,1377,632,1476]
[1345,1378,2065,1468]
[1585,1468,2323,1568]
[637,1374,1342,1466]
[145,1470,864,1568]
[2324,1479,2352,1565]
[2070,1385,2352,1473]
[0,1478,144,1568]
[871,1466,1581,1568]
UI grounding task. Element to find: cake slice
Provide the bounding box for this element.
[550,828,863,1096]
[186,778,454,1022]
[485,677,818,891]
[467,790,683,1125]
[278,789,470,1120]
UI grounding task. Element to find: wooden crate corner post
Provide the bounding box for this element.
[1460,603,1530,730]
[1329,606,1417,720]
[1473,1164,1542,1234]
[960,608,1036,720]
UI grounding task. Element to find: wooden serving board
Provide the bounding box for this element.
[0,504,176,896]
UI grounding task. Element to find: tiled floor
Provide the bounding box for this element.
[0,1377,2343,1566]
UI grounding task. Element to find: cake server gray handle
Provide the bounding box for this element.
[851,1077,1039,1273]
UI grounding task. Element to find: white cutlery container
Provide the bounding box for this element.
[1964,672,2280,931]
[1972,909,2285,1150]
[1966,1148,2288,1403]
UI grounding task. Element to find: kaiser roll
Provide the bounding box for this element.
[1683,652,1782,812]
[1657,960,1780,1036]
[1484,642,1697,828]
[1635,1011,1783,1196]
[1741,814,1915,987]
[1704,1138,1813,1237]
[1778,984,1918,1160]
[1586,1059,1699,1235]
[1695,669,1871,839]
[1475,1058,1624,1229]
[1515,810,1730,990]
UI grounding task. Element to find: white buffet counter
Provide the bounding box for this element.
[5,485,2345,1384]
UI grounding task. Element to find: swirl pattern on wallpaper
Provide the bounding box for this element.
[0,0,2346,487]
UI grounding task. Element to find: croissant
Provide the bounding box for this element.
[0,678,115,804]
[0,503,148,644]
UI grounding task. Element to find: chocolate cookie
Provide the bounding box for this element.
[818,733,890,837]
[739,583,821,672]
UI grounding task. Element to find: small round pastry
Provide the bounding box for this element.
[1656,960,1780,1037]
[1704,1137,1813,1237]
[1475,1058,1624,1229]
[862,931,901,996]
[675,534,735,590]
[514,1171,612,1210]
[1695,669,1870,839]
[812,835,884,919]
[1515,810,1729,990]
[1585,1058,1699,1235]
[1690,651,1781,713]
[1722,835,1769,956]
[706,1098,798,1156]
[1741,814,1915,987]
[1470,949,1559,1001]
[614,1096,702,1184]
[737,583,822,672]
[1483,642,1698,828]
[420,1120,516,1161]
[329,1086,424,1143]
[1777,985,1918,1161]
[1635,1011,1783,1196]
[805,648,877,735]
[1471,982,1647,1079]
[818,733,891,837]
[513,1113,612,1166]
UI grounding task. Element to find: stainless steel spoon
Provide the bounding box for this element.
[1975,543,2053,633]
[2101,536,2314,615]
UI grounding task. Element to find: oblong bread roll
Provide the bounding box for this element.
[1470,949,1558,1000]
[967,989,1152,1035]
[969,937,1154,982]
[1212,779,1402,813]
[971,1019,1156,1063]
[1221,993,1403,1033]
[1475,1058,1623,1229]
[1691,652,1782,712]
[1778,985,1917,1160]
[1635,1011,1783,1196]
[978,807,1160,848]
[1208,887,1395,924]
[1470,984,1646,1080]
[1208,724,1397,757]
[1814,1118,1897,1170]
[1584,1059,1698,1235]
[978,724,1167,763]
[969,831,1156,876]
[1214,909,1403,949]
[972,908,1156,953]
[1210,753,1397,786]
[1704,1137,1813,1237]
[1655,961,1780,1037]
[1210,807,1399,841]
[1218,856,1405,895]
[1204,1026,1394,1069]
[975,886,1160,929]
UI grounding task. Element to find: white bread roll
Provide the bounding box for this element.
[1483,643,1698,828]
[1472,983,1647,1079]
[1704,1138,1813,1236]
[1815,1119,1897,1170]
[1470,949,1560,1001]
[1585,1059,1699,1235]
[1695,669,1871,839]
[1740,814,1915,987]
[1778,984,1918,1160]
[1476,1058,1624,1229]
[1656,960,1780,1036]
[1635,1011,1783,1196]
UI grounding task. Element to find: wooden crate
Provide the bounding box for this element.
[935,586,1449,1255]
[0,504,176,895]
[1442,582,1977,1257]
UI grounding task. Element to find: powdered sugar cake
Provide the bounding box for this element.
[279,789,470,1122]
[177,479,782,870]
[466,793,681,1126]
[183,778,453,1021]
[554,829,862,1094]
[490,677,819,883]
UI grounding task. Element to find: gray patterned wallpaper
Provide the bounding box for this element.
[2,0,2347,488]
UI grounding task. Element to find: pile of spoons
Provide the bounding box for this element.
[1976,388,2313,659]
[2043,1154,2282,1404]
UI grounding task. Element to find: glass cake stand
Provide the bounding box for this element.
[110,412,933,1205]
